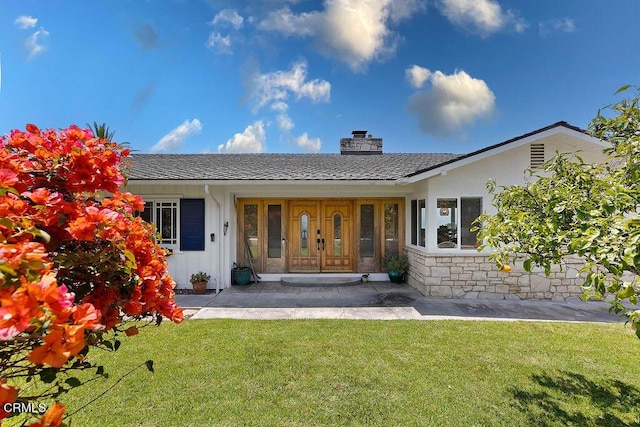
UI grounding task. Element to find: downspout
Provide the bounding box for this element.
[205,184,222,294]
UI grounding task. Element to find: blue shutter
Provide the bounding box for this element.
[180,199,205,251]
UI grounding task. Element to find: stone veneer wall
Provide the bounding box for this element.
[405,247,585,301]
[339,137,383,154]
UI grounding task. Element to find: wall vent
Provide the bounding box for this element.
[530,143,545,167]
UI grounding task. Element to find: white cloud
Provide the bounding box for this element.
[14,15,37,29]
[206,9,244,55]
[25,28,49,59]
[277,113,295,131]
[295,132,321,152]
[151,119,202,153]
[250,60,331,112]
[270,101,289,112]
[210,9,244,30]
[436,0,527,37]
[258,7,317,36]
[407,68,496,136]
[539,18,576,36]
[405,65,431,89]
[218,121,266,153]
[205,32,232,54]
[259,0,426,71]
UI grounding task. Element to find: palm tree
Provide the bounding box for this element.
[87,122,115,141]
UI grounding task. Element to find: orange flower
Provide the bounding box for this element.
[27,329,71,368]
[25,124,41,135]
[0,380,18,420]
[72,303,102,330]
[66,216,95,240]
[0,291,35,340]
[30,402,66,427]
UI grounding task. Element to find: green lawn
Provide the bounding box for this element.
[56,320,640,426]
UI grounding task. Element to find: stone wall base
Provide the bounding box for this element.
[405,247,585,301]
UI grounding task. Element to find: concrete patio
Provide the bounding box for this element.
[175,281,623,323]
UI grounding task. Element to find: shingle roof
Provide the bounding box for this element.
[128,153,462,181]
[128,122,589,182]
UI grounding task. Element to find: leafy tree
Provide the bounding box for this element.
[477,86,640,336]
[0,124,183,425]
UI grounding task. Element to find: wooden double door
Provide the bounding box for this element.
[289,200,353,272]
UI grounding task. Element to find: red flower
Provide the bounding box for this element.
[0,168,18,188]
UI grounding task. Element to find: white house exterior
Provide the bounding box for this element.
[124,122,607,301]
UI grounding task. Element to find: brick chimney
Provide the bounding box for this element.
[340,130,383,155]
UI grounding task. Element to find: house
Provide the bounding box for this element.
[125,122,607,300]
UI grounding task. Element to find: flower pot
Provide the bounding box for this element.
[192,281,207,295]
[388,271,404,283]
[232,267,252,285]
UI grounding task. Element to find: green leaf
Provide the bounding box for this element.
[523,259,532,272]
[614,84,631,95]
[617,285,636,300]
[145,360,155,373]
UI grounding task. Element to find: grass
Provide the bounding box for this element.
[51,320,640,426]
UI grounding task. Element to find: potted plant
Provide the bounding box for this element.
[231,263,252,286]
[190,271,210,295]
[382,253,409,283]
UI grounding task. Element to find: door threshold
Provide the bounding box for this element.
[259,273,389,283]
[281,276,362,287]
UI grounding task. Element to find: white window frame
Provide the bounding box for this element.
[141,199,180,251]
[410,198,427,248]
[435,196,482,251]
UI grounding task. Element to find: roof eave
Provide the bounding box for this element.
[398,123,607,184]
[126,178,400,186]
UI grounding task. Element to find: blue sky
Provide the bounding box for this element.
[0,1,638,155]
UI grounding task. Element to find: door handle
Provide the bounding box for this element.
[317,238,321,250]
[321,238,325,250]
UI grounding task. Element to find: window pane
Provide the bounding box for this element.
[436,198,457,249]
[141,201,177,246]
[461,198,482,249]
[418,199,426,247]
[411,200,417,245]
[333,213,342,256]
[385,203,399,255]
[300,214,309,256]
[140,202,152,224]
[244,204,259,258]
[267,205,282,258]
[360,204,374,258]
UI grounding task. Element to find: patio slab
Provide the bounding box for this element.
[175,281,623,323]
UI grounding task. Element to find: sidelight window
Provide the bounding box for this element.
[360,204,374,257]
[300,214,309,256]
[267,205,282,258]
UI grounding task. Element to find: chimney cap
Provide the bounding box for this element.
[352,130,367,138]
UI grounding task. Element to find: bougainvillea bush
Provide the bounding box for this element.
[0,124,183,426]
